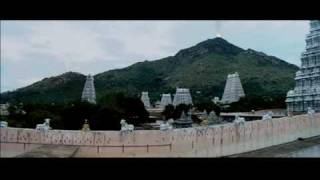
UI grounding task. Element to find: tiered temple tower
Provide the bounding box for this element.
[141,92,151,109]
[173,88,193,106]
[81,74,96,104]
[221,72,245,104]
[160,94,172,108]
[286,20,320,113]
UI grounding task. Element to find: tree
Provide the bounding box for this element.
[173,104,192,119]
[90,107,122,130]
[162,104,175,120]
[60,101,97,130]
[194,99,221,116]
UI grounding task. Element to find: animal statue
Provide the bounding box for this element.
[262,111,273,121]
[120,119,134,132]
[0,121,8,128]
[160,120,173,131]
[167,118,174,125]
[307,107,315,115]
[234,114,245,124]
[36,118,52,131]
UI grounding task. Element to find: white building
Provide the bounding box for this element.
[221,72,245,104]
[160,94,172,108]
[141,92,151,109]
[286,20,320,113]
[81,74,96,104]
[173,88,193,106]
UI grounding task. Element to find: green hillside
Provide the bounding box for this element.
[1,37,299,106]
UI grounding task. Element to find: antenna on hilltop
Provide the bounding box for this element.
[214,21,223,38]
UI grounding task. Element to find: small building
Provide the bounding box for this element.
[174,111,193,128]
[220,109,286,122]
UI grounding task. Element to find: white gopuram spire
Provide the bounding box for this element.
[141,92,151,109]
[173,88,193,106]
[160,94,172,108]
[286,20,320,113]
[221,72,245,104]
[81,74,96,104]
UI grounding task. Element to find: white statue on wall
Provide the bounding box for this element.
[36,118,52,131]
[0,121,8,128]
[262,111,273,121]
[120,119,134,132]
[234,113,245,124]
[160,119,173,131]
[307,107,315,115]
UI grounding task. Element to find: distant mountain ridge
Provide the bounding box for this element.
[1,37,299,105]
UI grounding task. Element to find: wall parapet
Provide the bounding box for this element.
[1,113,320,157]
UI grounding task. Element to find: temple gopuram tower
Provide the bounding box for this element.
[141,92,151,109]
[160,94,172,108]
[221,72,245,104]
[286,20,320,113]
[173,88,193,106]
[81,74,96,104]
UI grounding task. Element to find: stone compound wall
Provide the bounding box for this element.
[1,113,319,157]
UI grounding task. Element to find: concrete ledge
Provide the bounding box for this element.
[16,145,79,158]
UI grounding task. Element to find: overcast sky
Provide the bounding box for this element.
[1,20,310,92]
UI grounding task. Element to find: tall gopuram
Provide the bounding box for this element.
[141,92,151,109]
[286,20,320,113]
[81,74,96,104]
[172,88,193,106]
[221,72,245,104]
[160,94,172,108]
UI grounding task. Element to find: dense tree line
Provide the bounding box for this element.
[3,93,150,130]
[227,94,286,112]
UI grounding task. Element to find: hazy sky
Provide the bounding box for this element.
[1,20,310,92]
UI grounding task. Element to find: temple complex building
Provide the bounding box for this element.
[286,20,320,113]
[81,74,96,104]
[173,88,193,106]
[221,72,245,104]
[160,94,172,108]
[141,92,151,109]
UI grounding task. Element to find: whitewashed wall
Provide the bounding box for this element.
[1,113,319,157]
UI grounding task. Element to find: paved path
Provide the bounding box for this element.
[16,145,79,158]
[229,136,320,157]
